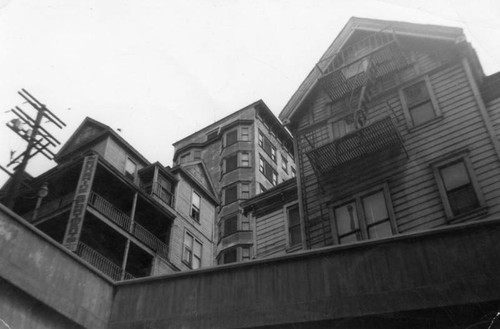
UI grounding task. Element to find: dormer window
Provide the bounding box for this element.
[124,158,137,181]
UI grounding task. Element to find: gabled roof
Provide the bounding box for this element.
[171,161,219,205]
[55,117,150,166]
[279,17,465,125]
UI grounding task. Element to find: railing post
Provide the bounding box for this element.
[121,192,138,281]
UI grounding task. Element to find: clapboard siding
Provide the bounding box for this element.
[294,47,500,249]
[255,208,287,258]
[486,97,500,141]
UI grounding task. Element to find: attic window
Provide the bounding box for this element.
[124,158,137,181]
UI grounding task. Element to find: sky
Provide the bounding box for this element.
[1,0,500,185]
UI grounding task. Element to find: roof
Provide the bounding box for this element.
[55,117,150,166]
[171,162,219,205]
[278,17,465,125]
[172,100,294,161]
[481,71,500,104]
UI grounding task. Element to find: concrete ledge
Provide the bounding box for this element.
[0,203,114,329]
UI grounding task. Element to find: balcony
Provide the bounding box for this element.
[306,116,404,174]
[75,242,134,281]
[149,181,175,208]
[318,30,409,102]
[88,191,169,259]
[22,192,74,222]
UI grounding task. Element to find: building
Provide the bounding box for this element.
[172,100,296,264]
[2,117,217,280]
[2,17,500,329]
[241,178,299,259]
[279,17,500,250]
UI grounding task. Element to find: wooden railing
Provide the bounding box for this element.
[88,192,132,231]
[75,242,124,281]
[151,182,175,207]
[23,192,75,222]
[133,222,169,259]
[88,191,169,260]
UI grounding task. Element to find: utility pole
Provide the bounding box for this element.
[1,89,66,209]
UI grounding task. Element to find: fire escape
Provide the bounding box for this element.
[306,27,409,176]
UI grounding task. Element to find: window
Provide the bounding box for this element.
[226,130,238,146]
[157,176,174,206]
[258,130,277,163]
[281,155,288,173]
[241,215,250,230]
[291,167,296,178]
[433,155,484,219]
[286,204,301,247]
[259,183,267,194]
[124,158,137,180]
[241,127,250,141]
[190,191,201,221]
[224,215,238,236]
[241,183,250,199]
[193,150,202,160]
[183,231,202,269]
[225,154,238,173]
[241,152,250,167]
[222,249,237,264]
[331,186,396,245]
[401,78,439,127]
[330,113,356,140]
[242,247,251,261]
[206,128,219,141]
[259,156,278,186]
[224,185,237,205]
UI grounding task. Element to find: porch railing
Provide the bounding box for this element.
[88,192,132,231]
[88,191,169,259]
[134,222,169,259]
[75,242,124,281]
[23,192,75,222]
[151,182,175,207]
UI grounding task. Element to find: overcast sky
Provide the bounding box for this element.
[1,0,500,185]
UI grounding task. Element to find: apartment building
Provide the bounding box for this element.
[4,117,217,280]
[172,100,295,264]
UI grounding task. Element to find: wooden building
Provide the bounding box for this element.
[241,178,299,259]
[278,17,500,250]
[3,117,218,280]
[172,100,296,264]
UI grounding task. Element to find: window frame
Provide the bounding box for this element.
[259,155,278,186]
[431,152,485,220]
[224,153,238,174]
[225,129,238,147]
[124,157,137,181]
[182,230,202,269]
[284,202,302,249]
[240,152,250,167]
[241,126,250,141]
[399,76,441,129]
[281,154,288,173]
[258,129,277,163]
[328,183,398,245]
[224,184,238,205]
[190,190,201,222]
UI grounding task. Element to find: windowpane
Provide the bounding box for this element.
[226,130,237,146]
[290,226,302,246]
[241,183,250,199]
[184,234,193,247]
[410,102,435,126]
[334,202,358,236]
[224,249,237,264]
[225,185,237,204]
[241,127,250,141]
[441,162,470,191]
[192,257,201,269]
[224,216,238,235]
[241,153,250,167]
[192,192,200,208]
[193,240,202,257]
[339,232,361,244]
[288,205,300,226]
[242,247,250,261]
[225,154,238,172]
[362,191,388,224]
[368,221,392,239]
[125,158,136,179]
[448,185,479,215]
[404,81,429,106]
